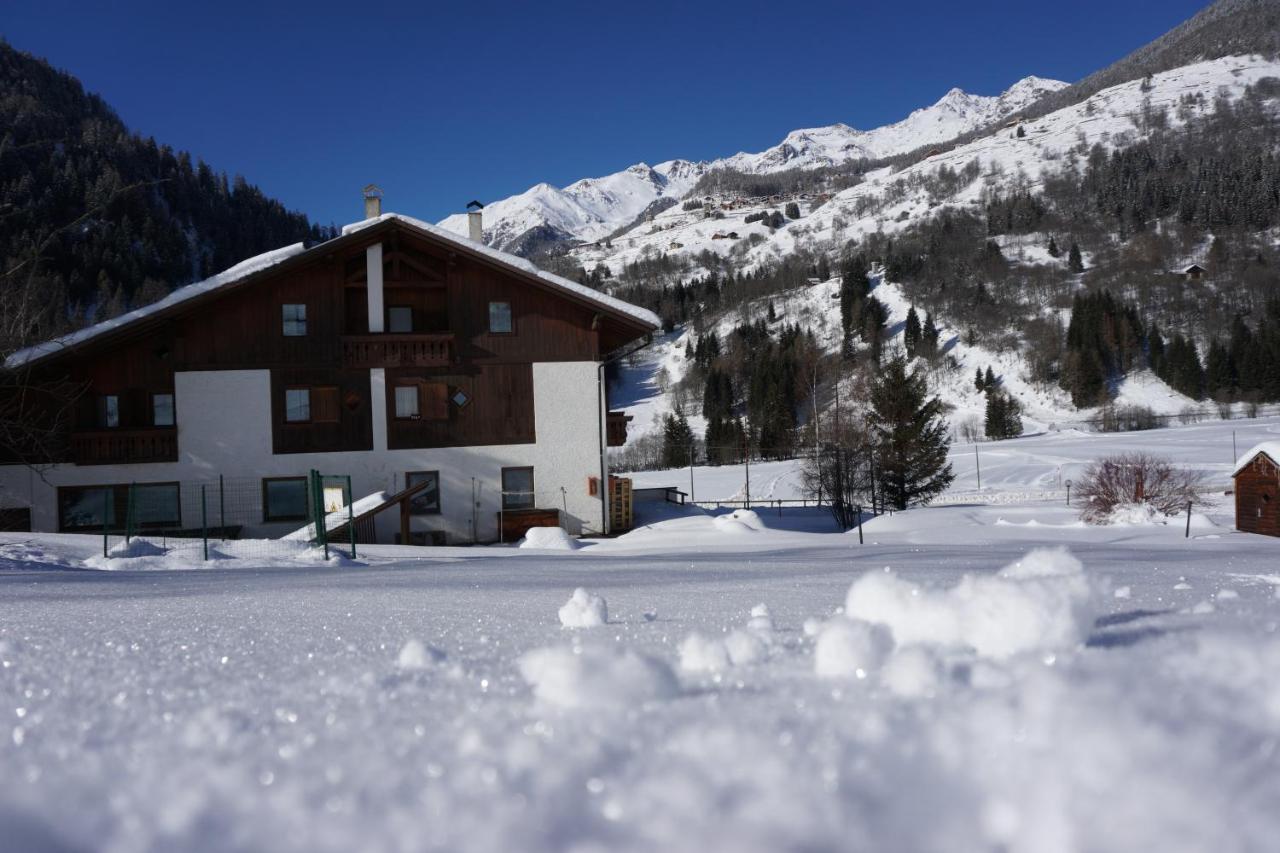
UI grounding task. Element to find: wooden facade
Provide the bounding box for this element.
[1235,450,1280,537]
[13,218,653,465]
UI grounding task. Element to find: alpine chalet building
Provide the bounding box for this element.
[0,195,658,543]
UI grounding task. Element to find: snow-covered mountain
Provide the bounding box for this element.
[438,76,1066,251]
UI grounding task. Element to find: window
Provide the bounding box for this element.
[284,388,311,423]
[99,395,120,428]
[58,485,114,531]
[502,466,534,510]
[406,471,440,515]
[153,393,175,427]
[133,483,181,527]
[282,304,307,336]
[388,306,413,334]
[394,386,420,419]
[488,301,513,334]
[56,482,179,532]
[263,477,309,522]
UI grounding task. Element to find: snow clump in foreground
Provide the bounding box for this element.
[844,547,1097,659]
[558,587,607,627]
[396,639,445,670]
[519,526,580,550]
[518,645,679,710]
[679,602,777,672]
[813,619,894,679]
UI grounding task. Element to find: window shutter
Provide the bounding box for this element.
[419,382,449,421]
[312,386,341,423]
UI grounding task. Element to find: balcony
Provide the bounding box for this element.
[341,333,453,368]
[606,411,632,447]
[71,429,178,466]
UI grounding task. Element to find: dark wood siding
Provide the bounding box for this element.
[1235,452,1280,537]
[20,220,652,462]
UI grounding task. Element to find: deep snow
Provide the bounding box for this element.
[2,418,1280,852]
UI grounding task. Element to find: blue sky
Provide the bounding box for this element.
[4,0,1208,226]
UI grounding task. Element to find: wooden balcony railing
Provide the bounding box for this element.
[606,411,632,447]
[71,429,178,466]
[341,333,453,368]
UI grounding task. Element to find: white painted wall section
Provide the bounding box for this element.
[366,243,384,333]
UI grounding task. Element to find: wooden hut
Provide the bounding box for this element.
[1233,443,1280,537]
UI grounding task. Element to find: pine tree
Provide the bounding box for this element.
[661,410,694,469]
[785,201,801,219]
[767,300,777,322]
[984,366,997,389]
[1016,125,1027,139]
[1068,241,1084,273]
[975,367,985,393]
[922,312,940,360]
[903,306,922,357]
[868,357,955,510]
[1047,237,1060,258]
[984,389,1023,440]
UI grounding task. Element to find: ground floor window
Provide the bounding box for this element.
[263,477,309,522]
[406,471,440,515]
[58,485,114,532]
[501,466,534,510]
[56,482,181,532]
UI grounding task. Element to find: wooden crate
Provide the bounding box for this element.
[499,508,560,543]
[609,476,633,533]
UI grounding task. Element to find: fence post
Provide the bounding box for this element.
[346,475,355,559]
[219,474,226,541]
[200,484,208,562]
[125,482,135,546]
[1185,501,1192,539]
[102,488,109,558]
[856,504,864,545]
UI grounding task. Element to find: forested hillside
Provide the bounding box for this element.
[0,41,333,341]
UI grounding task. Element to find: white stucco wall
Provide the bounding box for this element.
[0,362,607,544]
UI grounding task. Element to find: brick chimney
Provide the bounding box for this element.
[363,184,383,219]
[466,200,484,243]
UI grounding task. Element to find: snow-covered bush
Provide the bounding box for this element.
[1076,452,1204,524]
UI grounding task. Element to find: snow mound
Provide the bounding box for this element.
[678,632,731,672]
[520,527,580,550]
[881,646,943,698]
[558,588,608,628]
[518,645,679,710]
[397,639,445,670]
[844,548,1096,659]
[712,509,767,533]
[813,619,894,678]
[679,603,778,672]
[106,539,168,558]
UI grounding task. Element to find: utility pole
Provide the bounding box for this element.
[1233,430,1238,463]
[812,363,821,504]
[974,444,982,492]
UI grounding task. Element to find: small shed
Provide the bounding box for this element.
[1233,442,1280,537]
[1182,264,1207,281]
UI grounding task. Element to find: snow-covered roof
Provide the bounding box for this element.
[342,213,660,329]
[1232,442,1280,476]
[6,210,658,369]
[5,243,307,369]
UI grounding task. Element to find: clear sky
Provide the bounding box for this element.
[3,0,1209,227]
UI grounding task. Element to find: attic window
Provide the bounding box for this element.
[488,301,512,334]
[282,304,307,336]
[452,389,470,408]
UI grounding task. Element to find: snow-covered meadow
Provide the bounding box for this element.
[3,418,1280,852]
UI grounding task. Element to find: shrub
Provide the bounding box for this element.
[1096,404,1159,432]
[1075,453,1204,524]
[1176,405,1204,425]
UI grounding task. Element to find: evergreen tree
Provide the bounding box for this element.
[1047,237,1061,258]
[922,312,940,360]
[975,367,986,393]
[1016,125,1027,139]
[784,201,801,219]
[868,357,955,510]
[903,306,922,357]
[1068,241,1084,273]
[661,410,695,469]
[984,366,997,389]
[984,389,1023,440]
